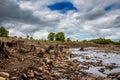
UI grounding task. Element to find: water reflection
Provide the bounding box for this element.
[69,48,120,77]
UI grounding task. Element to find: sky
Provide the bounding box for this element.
[0,0,120,40]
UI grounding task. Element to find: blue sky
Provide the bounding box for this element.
[0,0,120,40]
[105,3,120,12]
[48,1,78,13]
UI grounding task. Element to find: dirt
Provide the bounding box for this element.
[0,37,120,80]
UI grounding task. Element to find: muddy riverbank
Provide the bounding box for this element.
[0,38,120,80]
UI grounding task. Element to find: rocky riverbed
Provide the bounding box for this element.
[69,48,120,80]
[0,38,120,80]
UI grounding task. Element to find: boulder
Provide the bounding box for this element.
[27,70,34,78]
[10,76,17,80]
[104,78,112,80]
[0,72,10,78]
[79,48,84,51]
[38,48,45,57]
[0,77,5,80]
[49,50,55,54]
[98,68,105,73]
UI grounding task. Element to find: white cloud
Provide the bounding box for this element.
[0,0,120,40]
[33,30,49,39]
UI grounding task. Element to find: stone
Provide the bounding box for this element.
[0,77,5,80]
[104,78,112,80]
[38,67,43,71]
[40,48,46,53]
[34,71,40,76]
[116,75,120,80]
[27,71,34,78]
[0,72,10,78]
[81,77,95,80]
[96,76,104,80]
[10,76,17,80]
[79,48,84,51]
[49,50,54,54]
[98,68,105,73]
[45,58,52,64]
[22,73,27,78]
[118,75,120,77]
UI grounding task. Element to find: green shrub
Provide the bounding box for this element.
[90,38,112,44]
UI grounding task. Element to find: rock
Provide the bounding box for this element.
[118,75,120,77]
[81,77,96,80]
[45,58,52,65]
[46,45,54,53]
[111,63,116,65]
[38,48,46,57]
[0,72,10,78]
[98,68,105,73]
[22,73,27,78]
[0,77,5,80]
[34,71,40,76]
[88,78,96,80]
[96,76,104,80]
[116,75,120,80]
[92,62,103,66]
[105,65,117,70]
[107,72,120,78]
[40,48,46,53]
[38,67,43,71]
[28,73,34,77]
[62,49,68,53]
[79,48,84,51]
[104,78,112,80]
[27,71,34,78]
[10,76,17,80]
[49,50,54,54]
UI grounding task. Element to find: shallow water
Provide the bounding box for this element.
[69,48,120,77]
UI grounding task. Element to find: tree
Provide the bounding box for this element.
[30,36,33,40]
[67,38,71,42]
[47,32,55,41]
[0,26,9,37]
[55,32,65,41]
[26,35,29,39]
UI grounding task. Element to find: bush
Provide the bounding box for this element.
[112,41,120,45]
[90,38,112,44]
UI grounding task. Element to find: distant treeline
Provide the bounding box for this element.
[0,26,120,45]
[83,38,120,45]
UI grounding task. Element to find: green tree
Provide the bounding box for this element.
[30,36,33,40]
[47,32,55,41]
[19,37,23,39]
[55,32,65,41]
[27,35,29,39]
[0,26,9,37]
[67,38,71,42]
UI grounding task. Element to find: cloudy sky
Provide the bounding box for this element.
[0,0,120,40]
